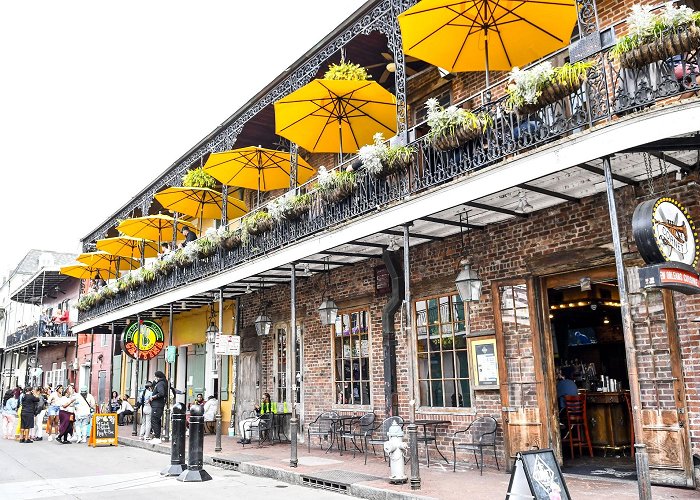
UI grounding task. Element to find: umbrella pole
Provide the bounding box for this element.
[338,119,344,165]
[257,175,261,208]
[484,37,491,103]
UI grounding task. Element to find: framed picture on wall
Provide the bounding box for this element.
[469,336,499,390]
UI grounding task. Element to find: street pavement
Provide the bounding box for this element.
[0,437,347,500]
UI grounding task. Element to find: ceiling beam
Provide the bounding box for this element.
[298,259,353,267]
[621,135,700,153]
[419,216,484,230]
[463,201,527,218]
[380,229,442,241]
[349,240,388,249]
[577,162,638,185]
[648,151,694,173]
[321,250,382,259]
[517,183,580,203]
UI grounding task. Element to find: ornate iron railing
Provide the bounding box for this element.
[79,40,700,323]
[5,322,76,348]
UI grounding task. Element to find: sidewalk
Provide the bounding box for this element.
[118,433,698,499]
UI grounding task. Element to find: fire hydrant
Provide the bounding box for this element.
[383,421,408,484]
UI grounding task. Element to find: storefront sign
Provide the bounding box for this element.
[638,261,700,295]
[215,333,240,356]
[121,320,165,360]
[632,197,698,268]
[374,265,392,295]
[469,336,499,390]
[506,449,570,500]
[88,413,118,447]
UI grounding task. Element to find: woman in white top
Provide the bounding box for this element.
[72,388,92,443]
[2,390,18,439]
[57,386,76,444]
[138,382,153,440]
[46,385,63,442]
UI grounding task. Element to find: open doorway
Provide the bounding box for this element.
[544,271,636,480]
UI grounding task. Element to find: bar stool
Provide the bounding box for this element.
[563,395,593,459]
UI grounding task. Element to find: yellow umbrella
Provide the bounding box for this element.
[117,214,196,241]
[60,264,118,280]
[274,79,397,159]
[95,236,159,260]
[154,186,248,220]
[203,147,316,192]
[397,0,578,87]
[76,251,140,272]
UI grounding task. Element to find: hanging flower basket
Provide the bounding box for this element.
[221,233,242,250]
[283,202,311,221]
[516,76,587,115]
[321,183,355,204]
[430,123,483,151]
[617,25,700,69]
[244,212,274,236]
[317,167,357,204]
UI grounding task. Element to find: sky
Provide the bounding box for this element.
[0,0,367,279]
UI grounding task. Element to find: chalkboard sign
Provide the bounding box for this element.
[89,413,118,447]
[506,449,570,500]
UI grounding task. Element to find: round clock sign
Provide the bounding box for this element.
[122,320,165,360]
[632,197,698,268]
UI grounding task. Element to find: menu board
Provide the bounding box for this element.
[506,449,570,500]
[469,337,499,389]
[89,413,118,447]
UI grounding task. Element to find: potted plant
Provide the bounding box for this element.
[141,265,157,283]
[154,254,175,276]
[217,225,242,250]
[324,59,371,81]
[268,191,313,222]
[182,167,217,188]
[316,165,357,203]
[425,98,492,151]
[99,284,117,301]
[505,60,594,115]
[173,247,195,267]
[611,4,700,69]
[242,210,274,236]
[77,294,97,312]
[359,133,416,178]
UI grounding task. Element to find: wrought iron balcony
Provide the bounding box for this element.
[78,44,700,324]
[5,322,75,348]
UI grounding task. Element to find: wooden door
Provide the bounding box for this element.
[493,279,550,469]
[235,351,258,428]
[186,343,206,405]
[628,280,694,487]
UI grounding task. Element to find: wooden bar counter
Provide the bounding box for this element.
[584,391,632,454]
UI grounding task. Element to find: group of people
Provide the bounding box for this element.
[108,370,169,444]
[2,384,96,444]
[38,308,70,336]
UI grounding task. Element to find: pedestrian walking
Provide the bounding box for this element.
[2,390,18,439]
[137,381,153,441]
[19,387,40,443]
[56,385,76,444]
[30,387,47,441]
[148,371,167,443]
[73,387,94,443]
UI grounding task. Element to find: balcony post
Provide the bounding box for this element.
[132,314,141,436]
[215,288,223,452]
[602,156,651,500]
[89,328,94,393]
[289,143,298,190]
[403,223,420,490]
[289,262,298,468]
[163,304,174,443]
[109,323,115,412]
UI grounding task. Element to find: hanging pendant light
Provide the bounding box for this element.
[205,298,218,344]
[454,211,482,302]
[318,257,339,326]
[254,278,272,336]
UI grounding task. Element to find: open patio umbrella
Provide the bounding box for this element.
[95,236,159,260]
[154,186,248,223]
[274,79,397,161]
[60,264,118,281]
[203,147,316,207]
[117,214,196,242]
[397,0,578,87]
[76,251,140,273]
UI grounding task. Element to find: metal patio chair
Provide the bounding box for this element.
[451,416,499,475]
[306,411,338,453]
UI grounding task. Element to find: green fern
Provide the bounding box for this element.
[182,167,216,188]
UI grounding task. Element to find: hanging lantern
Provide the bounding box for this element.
[455,259,482,302]
[255,313,272,336]
[318,298,339,326]
[205,301,218,343]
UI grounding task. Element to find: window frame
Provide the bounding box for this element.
[413,292,474,411]
[331,308,373,410]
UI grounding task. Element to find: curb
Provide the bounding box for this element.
[118,437,437,500]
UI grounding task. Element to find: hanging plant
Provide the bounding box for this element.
[359,133,416,177]
[425,99,492,151]
[141,265,157,283]
[316,165,357,203]
[217,225,243,250]
[242,210,274,236]
[324,59,371,81]
[505,60,594,114]
[610,4,700,69]
[182,167,216,188]
[77,293,97,312]
[268,191,313,222]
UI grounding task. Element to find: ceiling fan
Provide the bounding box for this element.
[48,285,67,299]
[366,52,420,84]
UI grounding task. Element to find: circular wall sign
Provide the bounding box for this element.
[122,320,165,360]
[632,197,698,268]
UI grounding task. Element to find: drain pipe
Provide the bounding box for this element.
[381,249,404,417]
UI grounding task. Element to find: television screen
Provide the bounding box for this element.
[568,327,597,346]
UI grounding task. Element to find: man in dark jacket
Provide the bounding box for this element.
[148,371,168,443]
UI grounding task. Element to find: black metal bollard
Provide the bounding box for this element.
[161,403,187,477]
[177,404,212,482]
